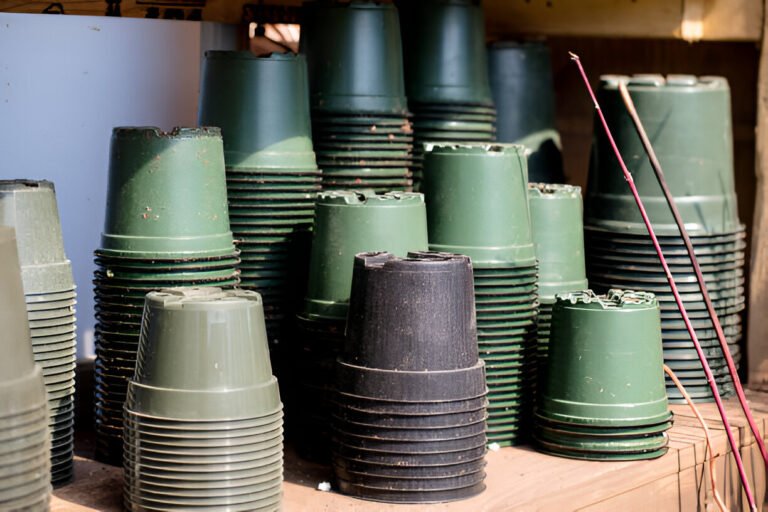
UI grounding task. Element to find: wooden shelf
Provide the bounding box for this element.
[52,391,768,512]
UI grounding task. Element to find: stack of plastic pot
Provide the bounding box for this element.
[0,226,52,511]
[398,0,496,189]
[301,1,414,192]
[584,75,745,403]
[528,183,588,363]
[422,144,538,447]
[487,41,565,183]
[332,251,487,504]
[198,51,320,343]
[535,290,673,461]
[0,180,77,486]
[93,127,240,464]
[290,191,428,461]
[123,288,283,512]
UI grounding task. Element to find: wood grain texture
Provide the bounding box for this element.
[51,395,768,512]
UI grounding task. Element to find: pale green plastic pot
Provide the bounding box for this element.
[100,127,235,258]
[539,290,670,427]
[422,144,535,266]
[125,288,281,420]
[0,181,74,294]
[302,191,428,320]
[198,51,317,169]
[586,75,739,235]
[528,183,588,299]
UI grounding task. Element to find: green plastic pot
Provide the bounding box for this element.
[300,1,408,115]
[125,288,281,420]
[100,127,235,258]
[586,75,739,235]
[422,144,535,266]
[302,191,428,320]
[539,290,670,427]
[400,0,492,105]
[0,180,74,294]
[528,183,588,299]
[198,51,317,169]
[487,41,564,183]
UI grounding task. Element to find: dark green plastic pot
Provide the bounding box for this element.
[125,288,280,421]
[100,127,235,258]
[302,191,428,320]
[301,1,408,115]
[198,51,317,169]
[586,75,739,235]
[401,0,492,106]
[528,183,588,299]
[0,181,74,294]
[539,290,670,427]
[422,144,535,266]
[487,41,564,183]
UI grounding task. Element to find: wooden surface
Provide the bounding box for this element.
[52,393,768,512]
[0,0,761,42]
[748,0,768,391]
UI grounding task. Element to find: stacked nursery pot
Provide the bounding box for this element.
[198,51,320,343]
[528,183,588,362]
[93,127,240,464]
[0,226,52,511]
[301,1,414,192]
[584,75,745,403]
[123,288,283,512]
[422,144,538,446]
[399,0,496,189]
[535,290,673,460]
[0,180,77,485]
[488,41,565,183]
[333,252,487,504]
[291,191,428,460]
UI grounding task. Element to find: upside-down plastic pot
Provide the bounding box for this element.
[488,41,564,183]
[0,226,52,509]
[332,252,487,503]
[94,127,240,465]
[123,288,283,512]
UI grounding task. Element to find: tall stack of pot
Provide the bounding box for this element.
[423,144,538,446]
[528,183,588,363]
[0,226,52,511]
[198,51,320,343]
[123,288,283,512]
[290,191,428,460]
[301,1,414,192]
[0,181,77,486]
[488,41,565,183]
[93,127,240,464]
[535,290,672,461]
[584,75,744,403]
[332,252,487,503]
[399,0,496,189]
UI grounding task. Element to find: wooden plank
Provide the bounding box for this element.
[0,0,761,41]
[749,0,768,390]
[577,473,680,512]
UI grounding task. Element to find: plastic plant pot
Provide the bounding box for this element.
[487,41,563,183]
[300,1,408,115]
[100,127,236,258]
[585,75,740,236]
[125,288,281,421]
[198,51,317,169]
[538,290,670,427]
[400,0,492,106]
[344,252,477,371]
[422,143,535,266]
[528,183,588,300]
[302,191,428,320]
[0,180,75,294]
